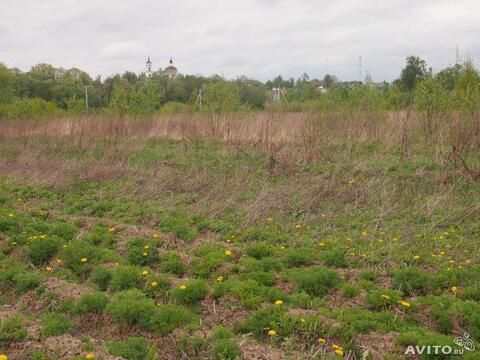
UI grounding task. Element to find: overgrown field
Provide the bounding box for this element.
[0,112,479,360]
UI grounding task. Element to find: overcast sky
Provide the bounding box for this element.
[1,0,479,82]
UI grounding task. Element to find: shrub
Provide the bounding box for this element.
[358,269,379,282]
[0,315,28,342]
[320,249,348,268]
[40,313,75,336]
[247,271,275,286]
[141,304,192,335]
[60,240,99,275]
[340,284,361,298]
[392,267,432,295]
[75,291,109,314]
[171,279,208,305]
[366,289,403,309]
[191,252,224,278]
[236,306,295,338]
[106,337,149,360]
[28,235,61,265]
[159,252,185,275]
[127,239,159,266]
[109,266,141,292]
[211,339,241,360]
[245,243,273,259]
[107,289,156,326]
[289,292,312,308]
[82,224,115,247]
[282,248,314,267]
[293,266,342,296]
[49,222,78,241]
[90,266,113,291]
[13,272,42,293]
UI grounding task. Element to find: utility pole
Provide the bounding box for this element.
[359,56,362,83]
[85,85,89,112]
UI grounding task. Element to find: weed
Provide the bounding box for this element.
[40,313,75,336]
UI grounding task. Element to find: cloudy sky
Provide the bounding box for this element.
[1,0,479,82]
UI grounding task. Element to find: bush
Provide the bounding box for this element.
[159,252,185,275]
[245,243,273,259]
[60,240,99,275]
[320,249,348,268]
[90,266,113,291]
[75,291,109,314]
[13,272,42,293]
[358,269,379,282]
[82,224,115,247]
[109,266,141,291]
[236,306,295,338]
[282,248,314,267]
[171,279,208,305]
[127,239,159,266]
[392,267,432,295]
[28,235,61,265]
[141,304,192,335]
[340,284,361,298]
[0,98,57,119]
[40,313,75,336]
[0,315,28,342]
[211,339,241,360]
[366,289,403,309]
[107,289,156,326]
[107,337,149,360]
[293,266,342,296]
[49,221,78,241]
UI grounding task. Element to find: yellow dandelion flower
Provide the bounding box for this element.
[332,344,343,350]
[62,244,68,248]
[217,276,224,282]
[381,295,390,300]
[142,270,149,276]
[0,354,8,360]
[278,246,285,250]
[267,217,273,222]
[144,245,149,249]
[55,259,63,263]
[335,349,344,357]
[439,251,445,256]
[349,179,356,185]
[451,286,457,293]
[397,300,411,308]
[224,250,232,256]
[8,213,14,218]
[448,260,455,264]
[319,243,325,247]
[318,338,326,345]
[86,354,95,360]
[11,242,17,246]
[267,329,276,336]
[80,258,88,263]
[46,267,52,272]
[226,239,231,243]
[457,265,464,269]
[180,284,187,289]
[275,300,283,305]
[465,259,471,264]
[108,227,115,232]
[142,252,148,257]
[153,234,159,238]
[361,231,367,237]
[151,281,158,287]
[346,237,352,241]
[413,255,420,260]
[300,318,305,323]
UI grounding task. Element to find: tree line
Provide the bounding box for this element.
[0,56,479,119]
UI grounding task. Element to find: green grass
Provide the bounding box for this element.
[0,119,479,359]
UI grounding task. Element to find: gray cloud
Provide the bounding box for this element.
[1,0,479,81]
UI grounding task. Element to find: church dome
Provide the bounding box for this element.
[164,58,178,76]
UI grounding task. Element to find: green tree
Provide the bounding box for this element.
[202,80,241,113]
[0,63,14,104]
[397,56,431,91]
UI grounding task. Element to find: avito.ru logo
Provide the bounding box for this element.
[404,332,475,356]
